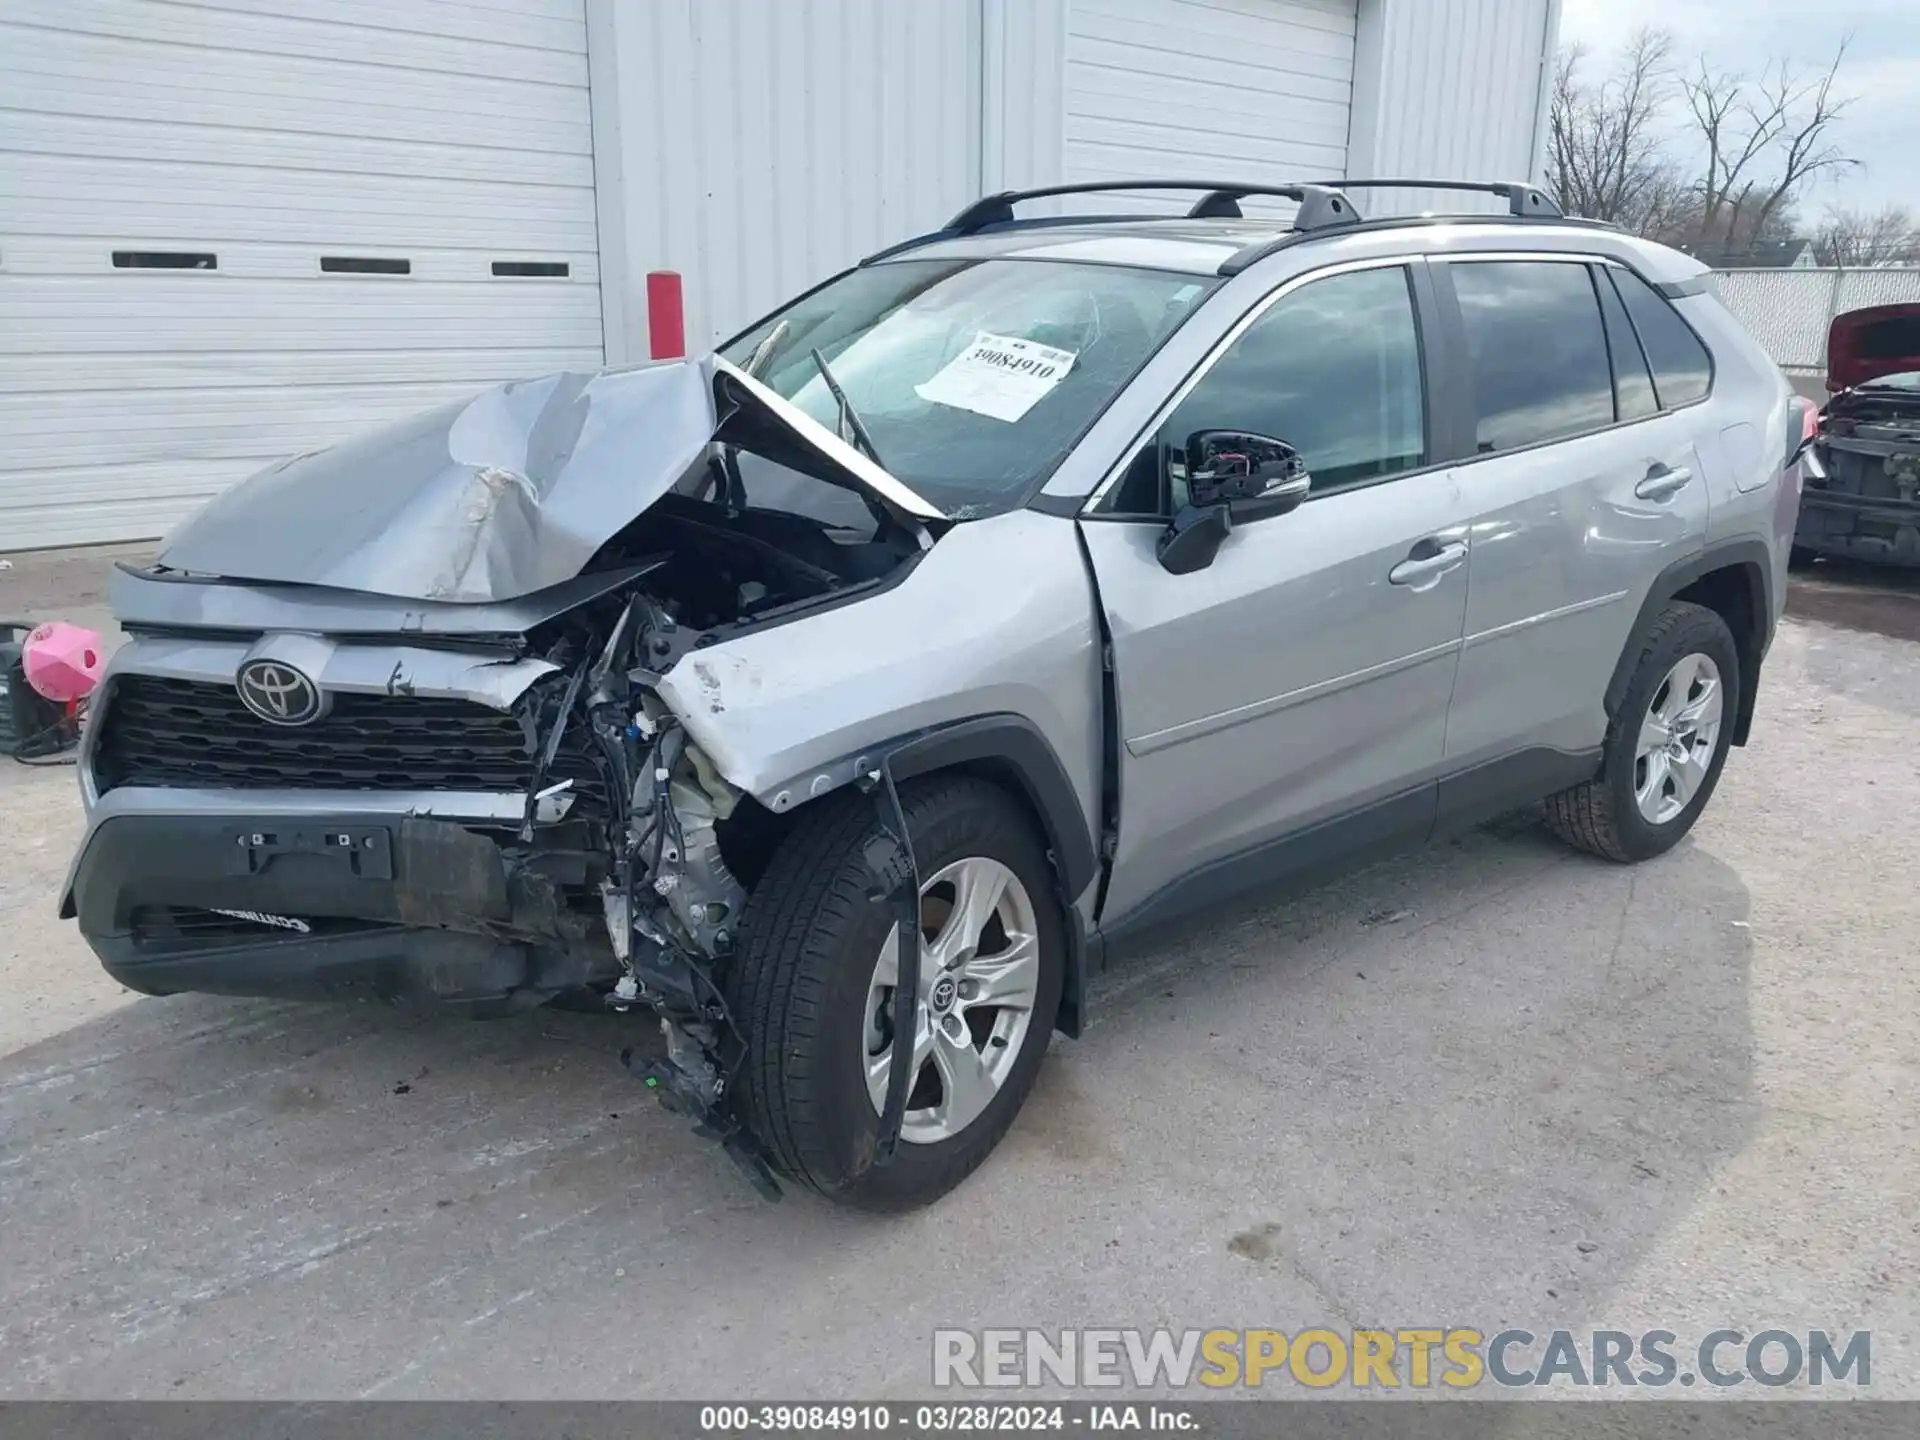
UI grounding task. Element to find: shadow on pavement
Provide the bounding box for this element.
[1071,816,1757,1332]
[1788,559,1920,643]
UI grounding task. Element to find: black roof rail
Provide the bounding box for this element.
[858,180,1360,266]
[858,177,1563,267]
[1301,179,1560,217]
[942,180,1361,234]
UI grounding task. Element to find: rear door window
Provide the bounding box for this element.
[1609,268,1713,408]
[1451,261,1615,452]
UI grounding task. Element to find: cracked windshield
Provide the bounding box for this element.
[723,258,1215,516]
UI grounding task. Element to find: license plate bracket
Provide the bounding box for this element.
[225,825,394,880]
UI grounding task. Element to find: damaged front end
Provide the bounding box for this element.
[571,592,774,1192]
[1804,377,1920,566]
[70,357,950,1196]
[1801,305,1920,566]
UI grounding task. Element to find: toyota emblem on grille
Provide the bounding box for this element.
[235,660,323,726]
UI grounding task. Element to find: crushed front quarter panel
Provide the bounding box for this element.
[651,508,1105,899]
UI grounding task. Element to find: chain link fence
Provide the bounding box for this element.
[1710,268,1920,375]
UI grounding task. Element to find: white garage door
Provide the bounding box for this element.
[0,0,603,552]
[1065,0,1356,203]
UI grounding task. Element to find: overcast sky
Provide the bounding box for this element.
[1558,0,1919,222]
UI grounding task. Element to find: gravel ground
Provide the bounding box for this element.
[1,548,1916,1401]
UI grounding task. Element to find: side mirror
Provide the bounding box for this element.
[1155,502,1233,575]
[1186,430,1311,523]
[1155,431,1310,573]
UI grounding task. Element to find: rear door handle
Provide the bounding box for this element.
[1388,539,1467,586]
[1635,463,1693,501]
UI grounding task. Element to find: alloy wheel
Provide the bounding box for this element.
[862,856,1041,1144]
[1633,651,1724,825]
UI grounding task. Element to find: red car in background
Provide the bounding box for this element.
[1794,303,1920,567]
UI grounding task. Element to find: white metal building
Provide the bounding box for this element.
[1,0,1560,552]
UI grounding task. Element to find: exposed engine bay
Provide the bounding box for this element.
[1801,304,1920,567]
[588,489,912,630]
[1805,378,1920,566]
[502,471,928,1194]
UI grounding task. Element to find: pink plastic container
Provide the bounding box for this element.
[22,621,105,704]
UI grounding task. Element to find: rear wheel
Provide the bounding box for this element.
[1545,601,1739,863]
[725,777,1063,1210]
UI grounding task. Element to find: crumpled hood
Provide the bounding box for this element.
[158,356,943,603]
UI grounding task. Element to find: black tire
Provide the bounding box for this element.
[1789,544,1819,571]
[1545,601,1740,863]
[724,776,1064,1210]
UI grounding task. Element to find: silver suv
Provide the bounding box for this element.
[61,180,1804,1210]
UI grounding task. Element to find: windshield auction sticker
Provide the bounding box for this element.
[916,331,1077,422]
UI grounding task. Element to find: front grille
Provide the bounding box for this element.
[95,674,607,814]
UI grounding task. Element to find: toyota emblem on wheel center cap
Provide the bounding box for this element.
[235,659,324,726]
[929,974,958,1012]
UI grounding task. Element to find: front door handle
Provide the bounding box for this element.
[1635,463,1693,501]
[1388,539,1467,586]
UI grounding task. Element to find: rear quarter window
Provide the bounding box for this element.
[1595,265,1659,421]
[1609,268,1713,408]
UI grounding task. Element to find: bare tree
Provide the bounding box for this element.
[1679,43,1858,249]
[1814,205,1920,267]
[1548,32,1861,257]
[1547,29,1681,231]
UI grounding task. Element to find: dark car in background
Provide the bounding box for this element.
[1795,303,1920,568]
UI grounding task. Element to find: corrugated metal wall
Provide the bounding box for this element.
[588,0,1559,360]
[2,0,601,551]
[982,0,1068,193]
[589,0,984,354]
[1062,0,1356,214]
[1348,0,1555,216]
[1713,268,1920,373]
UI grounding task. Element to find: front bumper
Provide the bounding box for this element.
[1796,436,1920,565]
[68,802,614,1013]
[1795,487,1920,564]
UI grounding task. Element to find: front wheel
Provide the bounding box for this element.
[725,777,1064,1210]
[1545,601,1739,863]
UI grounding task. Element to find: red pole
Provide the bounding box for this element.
[646,270,686,359]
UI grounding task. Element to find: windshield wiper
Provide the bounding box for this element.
[809,346,888,473]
